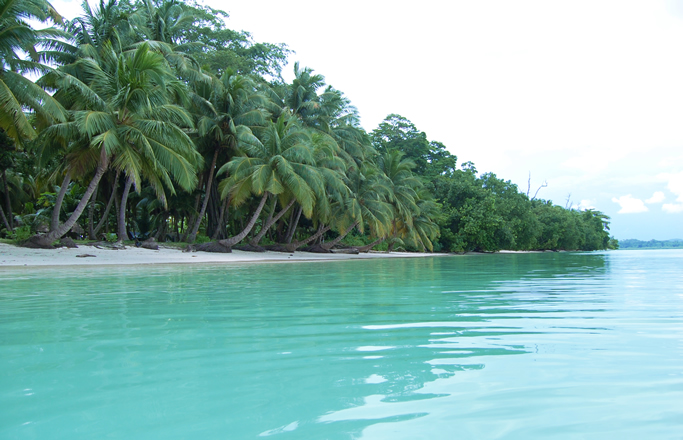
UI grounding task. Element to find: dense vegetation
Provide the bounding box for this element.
[0,0,614,252]
[618,239,682,249]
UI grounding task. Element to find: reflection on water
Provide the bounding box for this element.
[1,251,683,439]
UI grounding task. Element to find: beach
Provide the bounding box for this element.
[0,242,448,267]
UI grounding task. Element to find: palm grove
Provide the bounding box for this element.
[0,0,614,253]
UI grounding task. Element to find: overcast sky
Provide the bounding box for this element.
[51,0,683,240]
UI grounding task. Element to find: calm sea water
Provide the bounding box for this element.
[1,250,682,439]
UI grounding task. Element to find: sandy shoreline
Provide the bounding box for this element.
[0,242,451,268]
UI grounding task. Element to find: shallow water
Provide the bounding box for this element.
[1,250,683,439]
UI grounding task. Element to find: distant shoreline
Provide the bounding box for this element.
[616,238,683,250]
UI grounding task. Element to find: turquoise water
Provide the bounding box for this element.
[1,250,683,439]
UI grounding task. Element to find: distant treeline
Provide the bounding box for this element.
[370,115,615,252]
[618,239,683,249]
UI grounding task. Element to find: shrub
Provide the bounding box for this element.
[10,225,32,243]
[194,235,211,244]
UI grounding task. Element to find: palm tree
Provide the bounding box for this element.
[43,139,98,233]
[321,164,393,250]
[0,0,68,142]
[377,150,421,252]
[215,114,322,248]
[0,128,16,231]
[39,42,200,243]
[407,189,440,252]
[136,0,195,45]
[185,69,267,243]
[250,128,348,248]
[261,66,369,249]
[67,0,136,54]
[286,62,325,126]
[129,0,213,91]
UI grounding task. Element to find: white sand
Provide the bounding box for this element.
[0,242,449,268]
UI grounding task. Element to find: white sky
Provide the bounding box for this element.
[51,0,683,240]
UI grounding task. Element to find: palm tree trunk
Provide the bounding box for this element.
[285,206,303,244]
[322,221,360,250]
[275,215,286,242]
[206,179,221,238]
[386,227,398,253]
[0,204,11,232]
[51,171,72,232]
[117,177,133,242]
[211,195,230,240]
[113,182,120,234]
[259,194,277,238]
[43,148,109,242]
[288,224,331,251]
[154,211,169,240]
[356,236,385,253]
[218,192,269,248]
[187,148,219,243]
[182,182,203,242]
[87,183,99,239]
[281,206,295,242]
[249,198,296,246]
[93,171,118,238]
[251,195,275,241]
[2,170,12,229]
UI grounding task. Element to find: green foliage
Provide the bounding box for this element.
[0,0,68,142]
[104,232,117,242]
[149,0,291,78]
[218,114,322,218]
[371,114,457,178]
[194,234,211,244]
[0,129,16,171]
[9,224,32,242]
[338,232,366,247]
[431,170,611,252]
[432,169,499,252]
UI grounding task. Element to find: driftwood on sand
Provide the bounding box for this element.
[140,238,159,250]
[233,243,266,253]
[58,237,78,248]
[330,248,360,254]
[194,241,232,253]
[300,244,332,253]
[20,235,55,249]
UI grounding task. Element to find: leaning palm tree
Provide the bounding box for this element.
[33,133,99,233]
[215,114,322,249]
[321,163,393,251]
[377,150,422,252]
[406,189,440,252]
[0,0,68,143]
[185,70,268,243]
[252,128,348,249]
[38,42,200,244]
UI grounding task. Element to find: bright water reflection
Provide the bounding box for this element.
[1,250,683,439]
